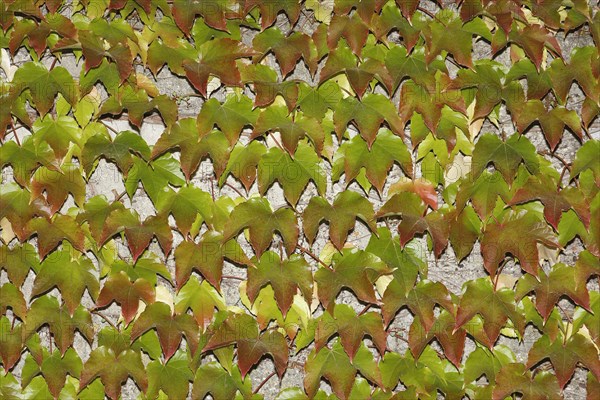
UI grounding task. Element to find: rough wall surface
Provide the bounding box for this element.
[0,1,599,399]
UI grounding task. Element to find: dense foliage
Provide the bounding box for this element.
[0,0,599,399]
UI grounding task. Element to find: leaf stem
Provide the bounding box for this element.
[91,309,119,331]
[253,371,277,394]
[296,245,332,270]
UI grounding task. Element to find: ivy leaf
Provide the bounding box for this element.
[96,271,155,325]
[510,175,590,229]
[526,333,600,389]
[481,210,559,277]
[366,227,424,296]
[0,138,59,186]
[0,317,23,372]
[239,63,299,111]
[399,73,467,137]
[303,191,377,250]
[245,0,301,30]
[471,133,539,183]
[492,363,561,400]
[204,312,289,378]
[175,277,226,330]
[251,106,324,156]
[0,185,50,241]
[328,14,370,57]
[333,94,403,146]
[451,61,505,120]
[82,130,150,175]
[220,141,266,192]
[76,196,125,244]
[448,206,482,261]
[31,164,86,215]
[464,345,516,385]
[383,279,454,331]
[24,296,93,355]
[131,302,199,360]
[409,310,466,368]
[334,0,387,24]
[257,143,326,206]
[455,278,525,348]
[183,38,255,97]
[175,231,250,290]
[423,10,473,67]
[12,62,78,115]
[297,81,342,120]
[246,251,313,318]
[509,24,562,70]
[156,186,213,237]
[152,118,230,181]
[196,95,259,146]
[79,347,148,400]
[146,351,193,400]
[516,263,590,321]
[32,250,99,316]
[102,210,172,262]
[456,171,510,220]
[31,115,82,160]
[223,197,299,257]
[304,339,357,399]
[377,192,449,257]
[172,0,238,33]
[333,129,413,193]
[22,348,82,399]
[253,27,316,76]
[315,248,391,312]
[0,244,40,287]
[320,44,392,99]
[25,215,85,260]
[570,140,600,184]
[548,46,600,104]
[191,362,253,400]
[125,155,186,203]
[315,303,386,360]
[0,283,26,320]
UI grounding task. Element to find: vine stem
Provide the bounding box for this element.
[90,309,119,331]
[296,245,333,270]
[253,371,277,394]
[222,275,245,281]
[223,181,247,198]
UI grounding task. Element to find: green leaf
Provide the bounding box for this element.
[315,248,390,312]
[304,339,357,399]
[303,191,377,250]
[252,105,324,156]
[196,95,259,145]
[175,276,226,330]
[31,164,86,215]
[24,296,93,355]
[156,185,213,236]
[175,231,250,290]
[257,143,326,206]
[82,130,150,175]
[481,210,558,277]
[247,251,312,317]
[333,129,413,192]
[183,38,255,97]
[455,278,525,348]
[152,118,230,181]
[146,351,193,399]
[96,271,155,325]
[223,197,299,257]
[220,141,267,191]
[131,302,199,360]
[191,362,253,400]
[12,62,78,115]
[125,155,186,203]
[32,250,99,316]
[79,347,148,400]
[333,94,403,146]
[472,133,539,184]
[315,303,386,360]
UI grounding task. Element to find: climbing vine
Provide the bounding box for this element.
[0,0,599,399]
